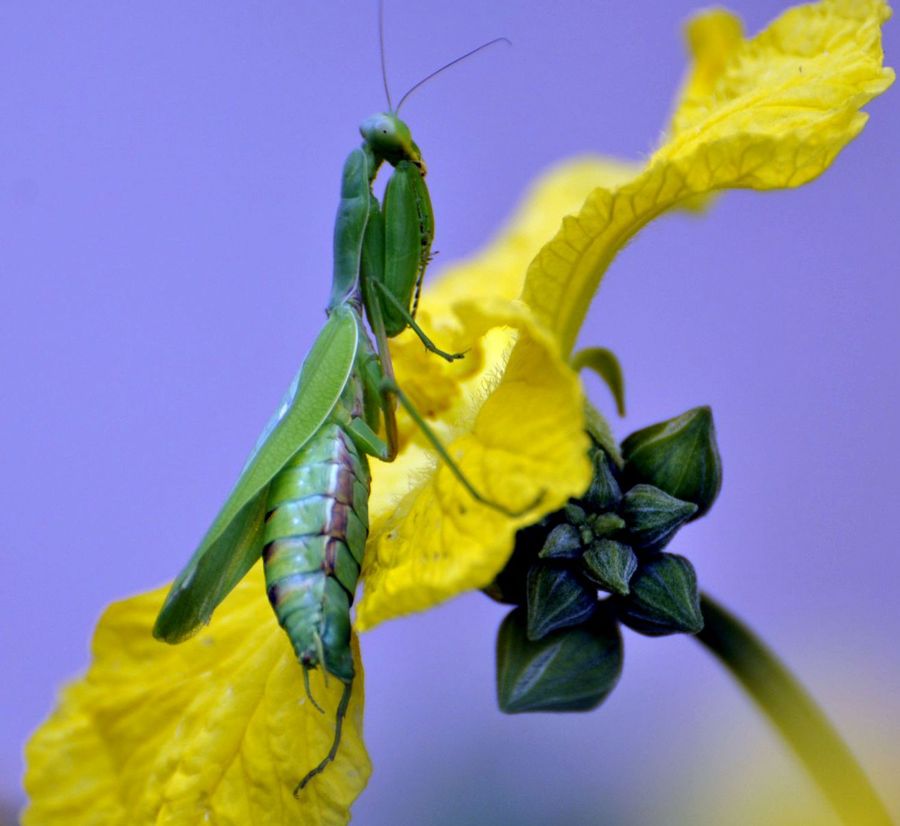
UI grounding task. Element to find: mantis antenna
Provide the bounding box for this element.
[378,0,394,111]
[395,37,512,113]
[377,1,510,115]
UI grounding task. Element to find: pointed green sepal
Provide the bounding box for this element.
[564,503,587,526]
[614,553,703,636]
[496,608,623,713]
[589,512,626,538]
[572,346,626,417]
[582,539,638,595]
[538,523,583,560]
[620,484,698,549]
[581,445,622,512]
[621,406,722,518]
[526,565,597,640]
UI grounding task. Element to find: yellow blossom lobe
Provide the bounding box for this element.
[523,0,894,356]
[425,157,644,309]
[23,567,370,826]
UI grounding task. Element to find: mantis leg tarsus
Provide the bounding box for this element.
[294,680,353,796]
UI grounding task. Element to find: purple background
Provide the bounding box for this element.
[2,1,897,823]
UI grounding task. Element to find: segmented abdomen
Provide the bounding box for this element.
[263,419,370,684]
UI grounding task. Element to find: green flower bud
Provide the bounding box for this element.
[496,608,623,713]
[621,406,722,518]
[581,447,622,512]
[526,564,597,641]
[614,553,703,636]
[620,484,698,549]
[564,503,587,526]
[582,539,638,596]
[588,512,626,539]
[538,523,583,560]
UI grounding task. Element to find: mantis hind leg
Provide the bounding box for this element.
[369,370,542,518]
[294,680,353,796]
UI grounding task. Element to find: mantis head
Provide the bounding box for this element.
[359,112,425,174]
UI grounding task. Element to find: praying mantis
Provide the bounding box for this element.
[151,19,519,794]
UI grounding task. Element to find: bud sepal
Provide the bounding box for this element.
[621,406,722,517]
[526,564,597,640]
[613,553,703,636]
[619,484,697,550]
[496,608,623,714]
[582,539,638,596]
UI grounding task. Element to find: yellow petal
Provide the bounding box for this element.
[426,156,643,311]
[523,0,894,356]
[356,298,591,631]
[24,567,370,826]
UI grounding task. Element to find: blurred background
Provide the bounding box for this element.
[1,1,897,823]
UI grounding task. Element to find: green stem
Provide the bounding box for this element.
[696,593,892,826]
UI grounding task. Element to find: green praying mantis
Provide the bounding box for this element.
[152,19,520,794]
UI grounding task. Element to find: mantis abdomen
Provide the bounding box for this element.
[263,412,371,687]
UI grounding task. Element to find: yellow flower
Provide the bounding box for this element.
[524,0,894,356]
[24,2,892,824]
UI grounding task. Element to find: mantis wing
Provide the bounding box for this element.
[153,306,360,642]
